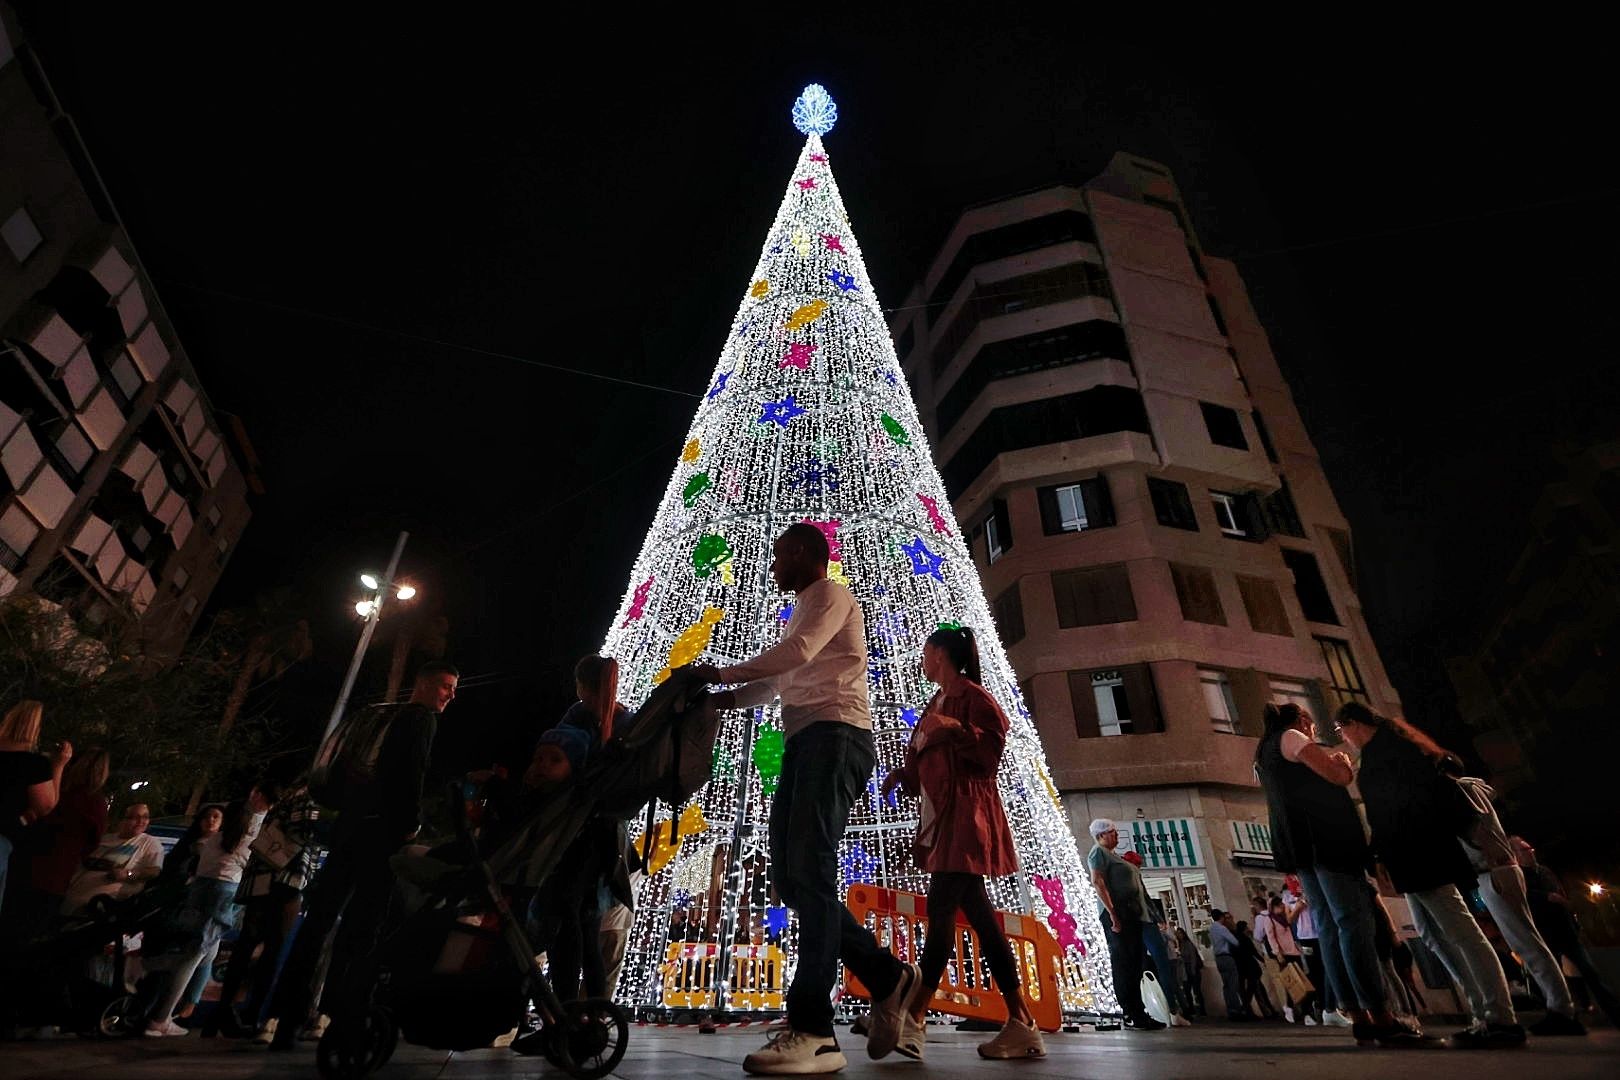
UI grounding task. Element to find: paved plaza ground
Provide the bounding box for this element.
[1,1019,1615,1080]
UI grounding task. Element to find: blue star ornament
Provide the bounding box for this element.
[827,270,858,292]
[899,707,920,729]
[791,84,838,136]
[707,371,731,401]
[901,536,946,581]
[763,905,791,936]
[759,393,807,427]
[840,842,878,885]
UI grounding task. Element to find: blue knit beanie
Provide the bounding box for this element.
[538,724,591,775]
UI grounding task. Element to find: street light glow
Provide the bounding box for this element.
[395,584,417,601]
[1591,882,1607,898]
[355,599,377,618]
[359,573,379,590]
[129,779,149,791]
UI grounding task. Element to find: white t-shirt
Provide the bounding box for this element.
[61,831,165,913]
[195,810,265,883]
[1280,728,1310,762]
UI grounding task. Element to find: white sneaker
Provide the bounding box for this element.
[743,1028,848,1075]
[978,1018,1046,1059]
[253,1018,278,1045]
[144,1018,189,1038]
[1304,1015,1318,1026]
[1171,1014,1191,1027]
[1284,1006,1296,1023]
[865,962,920,1059]
[1322,1011,1353,1028]
[895,1014,925,1060]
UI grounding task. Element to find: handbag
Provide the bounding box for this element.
[249,818,302,871]
[1277,960,1315,1005]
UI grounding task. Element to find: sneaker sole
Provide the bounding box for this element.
[978,1047,1047,1059]
[865,965,919,1059]
[742,1051,849,1075]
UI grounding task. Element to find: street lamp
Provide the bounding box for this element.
[323,531,419,741]
[1590,882,1607,899]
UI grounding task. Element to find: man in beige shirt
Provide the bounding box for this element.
[693,523,917,1075]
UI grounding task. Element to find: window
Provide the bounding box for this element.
[931,261,1113,373]
[1282,548,1339,624]
[1237,575,1292,636]
[3,207,44,262]
[1038,476,1114,534]
[1252,411,1279,463]
[1068,664,1161,738]
[1262,481,1305,537]
[1269,677,1315,713]
[1315,637,1369,707]
[992,582,1026,645]
[1170,563,1226,626]
[1211,492,1243,536]
[1148,477,1198,531]
[171,565,191,593]
[941,385,1150,495]
[1200,668,1239,733]
[982,498,1011,563]
[1052,564,1137,627]
[1200,402,1248,450]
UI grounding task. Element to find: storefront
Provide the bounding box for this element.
[1227,819,1286,909]
[1122,818,1213,938]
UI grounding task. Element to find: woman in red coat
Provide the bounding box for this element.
[882,626,1044,1061]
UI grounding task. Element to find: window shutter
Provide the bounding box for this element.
[1037,485,1062,534]
[1068,670,1101,738]
[1240,493,1269,541]
[1228,668,1269,737]
[1122,664,1162,734]
[1082,475,1115,528]
[1103,564,1138,622]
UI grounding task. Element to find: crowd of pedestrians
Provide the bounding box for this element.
[1,525,1617,1074]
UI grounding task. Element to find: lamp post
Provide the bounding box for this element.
[323,531,417,741]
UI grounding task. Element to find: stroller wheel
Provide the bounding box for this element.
[554,997,630,1080]
[316,1008,397,1080]
[96,993,141,1039]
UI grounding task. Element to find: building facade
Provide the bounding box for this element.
[1,10,251,653]
[892,153,1399,937]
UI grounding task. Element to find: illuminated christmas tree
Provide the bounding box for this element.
[602,85,1113,1017]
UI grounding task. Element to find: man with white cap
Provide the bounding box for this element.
[1087,818,1164,1030]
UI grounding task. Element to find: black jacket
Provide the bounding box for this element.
[1355,727,1474,894]
[1256,732,1369,875]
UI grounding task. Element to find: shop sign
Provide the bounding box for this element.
[1127,818,1202,869]
[1230,820,1274,862]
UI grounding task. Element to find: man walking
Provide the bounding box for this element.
[692,523,915,1075]
[1514,836,1620,1027]
[1086,819,1164,1030]
[1209,909,1254,1020]
[269,661,458,1049]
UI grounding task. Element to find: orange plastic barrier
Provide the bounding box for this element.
[842,884,1063,1033]
[660,941,786,1010]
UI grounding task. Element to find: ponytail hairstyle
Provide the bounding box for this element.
[924,625,981,685]
[574,654,621,741]
[1254,702,1303,767]
[1335,702,1463,770]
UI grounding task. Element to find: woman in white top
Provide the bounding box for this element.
[144,783,277,1037]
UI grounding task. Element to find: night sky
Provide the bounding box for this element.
[15,11,1618,810]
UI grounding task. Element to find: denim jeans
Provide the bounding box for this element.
[770,722,902,1036]
[1476,868,1575,1015]
[1215,954,1247,1016]
[1293,865,1386,1012]
[1407,884,1516,1026]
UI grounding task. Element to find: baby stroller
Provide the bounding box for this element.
[316,668,724,1080]
[1,882,176,1039]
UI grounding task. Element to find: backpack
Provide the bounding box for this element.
[1453,775,1515,873]
[308,703,400,810]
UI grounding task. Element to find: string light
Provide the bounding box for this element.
[603,87,1113,1018]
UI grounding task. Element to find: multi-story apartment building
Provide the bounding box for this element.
[1,10,251,653]
[892,153,1398,933]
